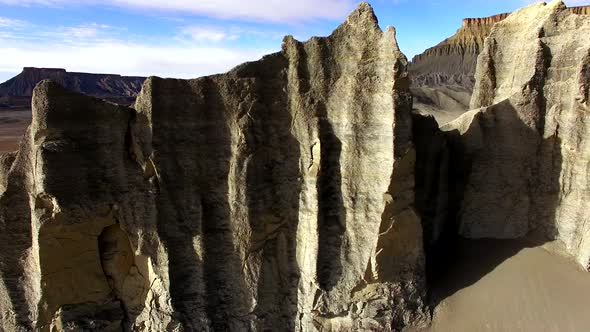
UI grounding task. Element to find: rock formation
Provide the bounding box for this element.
[0,3,430,331]
[411,13,509,89]
[442,0,590,269]
[0,67,146,106]
[2,1,590,331]
[410,5,590,125]
[409,13,509,125]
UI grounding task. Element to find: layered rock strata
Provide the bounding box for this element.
[411,13,509,88]
[410,5,590,125]
[409,13,508,125]
[443,0,590,269]
[0,3,429,331]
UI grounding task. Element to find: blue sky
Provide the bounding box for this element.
[0,0,588,83]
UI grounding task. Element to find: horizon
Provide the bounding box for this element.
[1,0,589,83]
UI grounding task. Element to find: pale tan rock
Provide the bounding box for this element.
[411,5,590,126]
[0,152,15,195]
[0,3,428,331]
[445,0,590,269]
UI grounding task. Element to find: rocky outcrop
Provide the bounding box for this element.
[0,67,145,105]
[0,3,429,331]
[443,0,590,269]
[409,13,508,125]
[410,5,590,125]
[411,13,509,87]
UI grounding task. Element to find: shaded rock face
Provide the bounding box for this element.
[443,0,590,268]
[410,5,590,125]
[0,67,146,105]
[0,3,429,331]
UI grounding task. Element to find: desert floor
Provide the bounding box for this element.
[0,109,30,154]
[424,238,590,332]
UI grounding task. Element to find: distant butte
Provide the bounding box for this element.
[0,67,145,103]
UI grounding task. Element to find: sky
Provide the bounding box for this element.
[0,0,589,83]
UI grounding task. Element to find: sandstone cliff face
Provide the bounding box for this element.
[444,0,590,269]
[0,3,429,331]
[411,13,509,87]
[410,5,590,125]
[409,13,508,125]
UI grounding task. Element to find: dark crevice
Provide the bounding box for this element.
[237,53,302,331]
[316,102,346,291]
[151,77,248,330]
[413,95,563,309]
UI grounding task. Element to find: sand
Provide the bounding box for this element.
[424,239,590,332]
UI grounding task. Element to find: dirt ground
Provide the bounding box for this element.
[0,109,31,154]
[423,239,590,332]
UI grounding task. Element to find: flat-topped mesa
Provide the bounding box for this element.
[0,3,429,332]
[0,67,146,103]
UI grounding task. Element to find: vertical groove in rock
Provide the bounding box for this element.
[0,3,430,331]
[0,136,36,330]
[316,103,345,291]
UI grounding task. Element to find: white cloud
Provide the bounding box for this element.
[31,23,114,41]
[0,17,275,80]
[181,26,238,42]
[0,17,26,28]
[0,41,272,79]
[57,23,107,38]
[0,0,355,22]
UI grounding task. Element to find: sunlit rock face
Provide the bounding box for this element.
[409,5,590,126]
[443,0,590,269]
[0,3,429,331]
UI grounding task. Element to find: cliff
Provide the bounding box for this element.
[442,0,590,268]
[411,5,590,85]
[410,12,508,88]
[2,1,590,331]
[0,67,146,104]
[410,5,590,125]
[0,3,429,331]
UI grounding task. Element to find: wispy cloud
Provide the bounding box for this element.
[57,23,110,39]
[0,16,26,28]
[0,0,355,22]
[0,41,270,78]
[0,18,273,79]
[180,26,238,42]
